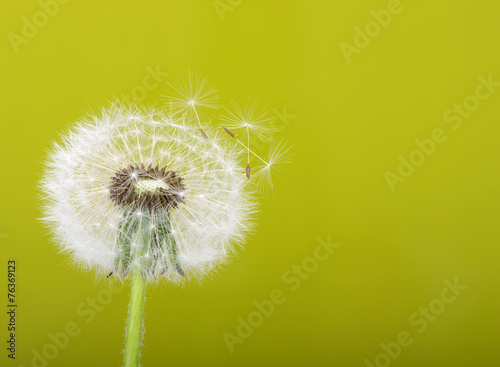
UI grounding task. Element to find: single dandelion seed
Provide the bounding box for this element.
[220,99,276,142]
[221,125,292,189]
[163,70,220,134]
[253,139,293,192]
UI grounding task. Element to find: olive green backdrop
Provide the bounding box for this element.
[1,1,500,366]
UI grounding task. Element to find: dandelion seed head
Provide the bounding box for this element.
[40,103,256,283]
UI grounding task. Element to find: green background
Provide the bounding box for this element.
[1,1,500,366]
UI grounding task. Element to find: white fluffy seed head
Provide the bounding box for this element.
[40,103,257,283]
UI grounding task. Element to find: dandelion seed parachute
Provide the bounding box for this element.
[163,70,220,119]
[41,103,257,282]
[220,99,276,142]
[252,139,293,193]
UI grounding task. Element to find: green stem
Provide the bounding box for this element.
[123,266,146,367]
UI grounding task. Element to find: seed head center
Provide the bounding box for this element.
[109,164,185,210]
[134,179,170,196]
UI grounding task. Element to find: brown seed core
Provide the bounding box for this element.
[109,164,185,210]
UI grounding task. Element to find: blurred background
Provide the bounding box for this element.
[1,1,499,366]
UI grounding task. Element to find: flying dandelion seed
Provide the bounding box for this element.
[164,70,220,139]
[221,125,292,190]
[220,99,276,142]
[164,70,219,118]
[253,139,293,193]
[219,100,291,186]
[164,71,219,111]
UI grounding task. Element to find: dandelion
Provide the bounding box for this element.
[41,102,256,366]
[40,73,291,367]
[42,103,254,281]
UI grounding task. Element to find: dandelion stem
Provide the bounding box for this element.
[123,266,146,367]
